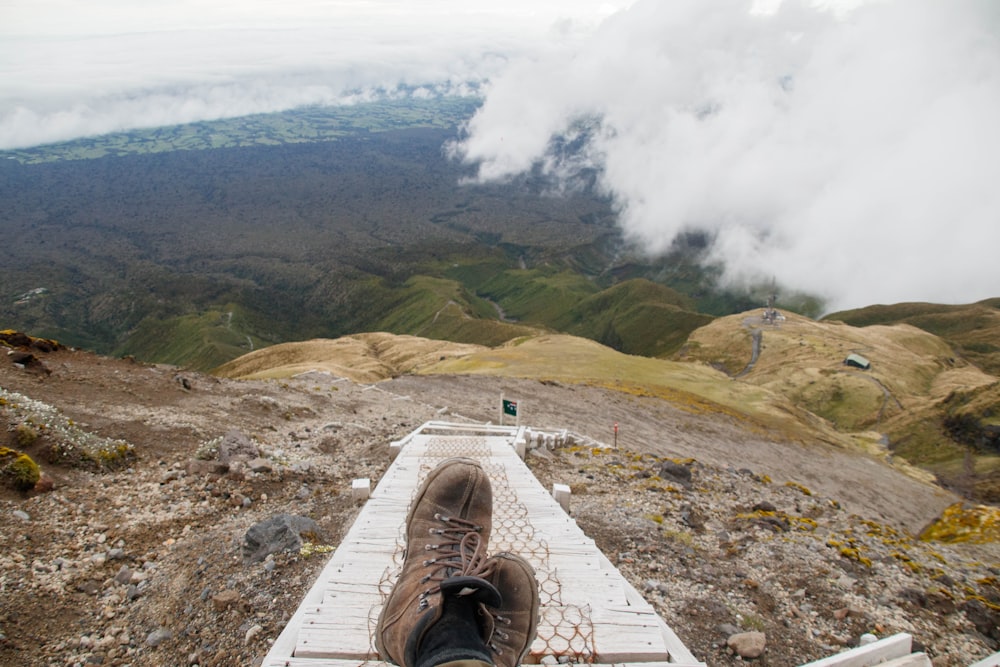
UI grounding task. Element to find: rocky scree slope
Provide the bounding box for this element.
[0,341,997,666]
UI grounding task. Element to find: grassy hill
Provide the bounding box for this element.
[551,279,714,357]
[214,307,1000,502]
[825,299,1000,375]
[679,310,1000,501]
[214,332,488,383]
[213,328,882,463]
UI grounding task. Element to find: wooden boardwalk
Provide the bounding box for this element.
[263,421,705,667]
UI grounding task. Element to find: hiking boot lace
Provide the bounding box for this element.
[416,513,494,610]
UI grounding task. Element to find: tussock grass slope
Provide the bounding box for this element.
[215,311,1000,499]
[218,330,853,447]
[680,310,999,499]
[826,298,1000,375]
[213,333,488,383]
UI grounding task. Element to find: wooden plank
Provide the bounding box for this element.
[263,421,706,667]
[798,633,912,667]
[264,661,706,667]
[877,656,931,667]
[968,653,1000,667]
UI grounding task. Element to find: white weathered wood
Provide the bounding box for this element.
[552,482,571,512]
[969,652,1000,667]
[351,478,370,501]
[798,633,912,667]
[969,653,1000,667]
[263,661,707,667]
[263,420,707,667]
[876,655,931,667]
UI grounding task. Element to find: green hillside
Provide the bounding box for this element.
[114,305,276,371]
[683,310,1000,502]
[826,299,1000,375]
[551,279,713,357]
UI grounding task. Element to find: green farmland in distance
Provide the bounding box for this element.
[2,96,480,164]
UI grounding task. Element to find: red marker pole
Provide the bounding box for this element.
[614,422,619,448]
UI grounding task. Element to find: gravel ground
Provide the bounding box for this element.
[1,346,997,666]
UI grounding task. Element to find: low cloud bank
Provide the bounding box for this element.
[452,0,1000,311]
[0,0,625,149]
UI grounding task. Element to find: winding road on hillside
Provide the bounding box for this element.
[734,327,763,378]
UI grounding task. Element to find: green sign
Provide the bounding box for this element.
[502,399,518,417]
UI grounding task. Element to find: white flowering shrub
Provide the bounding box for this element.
[0,387,135,469]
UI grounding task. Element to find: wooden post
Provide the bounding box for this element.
[389,441,403,459]
[552,483,571,512]
[515,437,526,460]
[351,478,370,502]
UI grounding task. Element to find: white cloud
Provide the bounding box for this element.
[453,0,1000,311]
[0,0,632,148]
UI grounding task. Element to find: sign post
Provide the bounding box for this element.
[502,397,519,426]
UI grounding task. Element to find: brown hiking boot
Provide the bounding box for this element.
[376,458,494,666]
[483,553,540,667]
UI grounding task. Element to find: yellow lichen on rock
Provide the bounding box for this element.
[919,502,1000,544]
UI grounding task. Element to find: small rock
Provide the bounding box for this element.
[185,460,229,476]
[859,633,878,646]
[727,631,766,659]
[12,509,30,522]
[658,461,692,487]
[34,474,55,492]
[218,430,259,464]
[718,623,741,636]
[161,470,183,484]
[146,628,172,647]
[212,589,240,611]
[242,514,322,564]
[248,457,272,473]
[114,566,132,585]
[244,623,263,643]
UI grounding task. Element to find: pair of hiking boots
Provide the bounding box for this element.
[376,457,540,667]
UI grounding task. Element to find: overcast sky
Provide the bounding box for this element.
[3,0,998,311]
[0,0,628,149]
